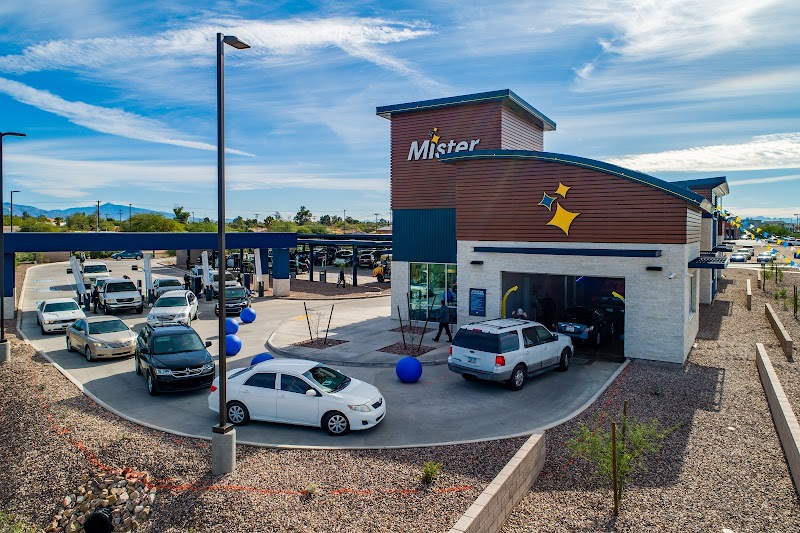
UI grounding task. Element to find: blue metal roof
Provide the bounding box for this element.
[376,89,556,131]
[439,150,713,212]
[672,176,729,197]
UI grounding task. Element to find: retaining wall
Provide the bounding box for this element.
[449,433,545,533]
[746,278,752,311]
[765,302,793,359]
[755,343,800,496]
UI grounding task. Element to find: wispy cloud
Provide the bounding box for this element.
[0,77,253,156]
[607,132,800,172]
[729,173,800,186]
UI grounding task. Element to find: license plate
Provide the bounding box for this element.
[467,356,477,364]
[565,325,575,332]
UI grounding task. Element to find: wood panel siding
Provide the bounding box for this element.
[390,102,504,209]
[454,159,697,244]
[501,106,543,151]
[683,186,713,203]
[686,207,702,244]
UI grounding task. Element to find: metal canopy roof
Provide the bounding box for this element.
[673,176,729,198]
[688,256,729,269]
[297,238,391,248]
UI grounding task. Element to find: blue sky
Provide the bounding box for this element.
[1,0,799,222]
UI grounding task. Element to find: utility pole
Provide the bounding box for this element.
[254,213,258,231]
[118,210,123,226]
[374,212,380,233]
[795,213,799,233]
[96,200,100,232]
[129,203,132,231]
[192,211,195,224]
[343,209,346,234]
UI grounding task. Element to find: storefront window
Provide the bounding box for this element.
[409,262,457,321]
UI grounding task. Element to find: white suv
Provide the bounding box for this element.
[448,318,573,390]
[100,278,143,314]
[82,261,111,287]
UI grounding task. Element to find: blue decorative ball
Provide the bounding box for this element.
[225,334,242,357]
[240,307,256,324]
[395,356,422,383]
[251,352,274,366]
[225,317,239,335]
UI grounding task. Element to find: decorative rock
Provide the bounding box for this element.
[134,505,144,515]
[130,490,141,501]
[119,491,129,502]
[76,496,84,504]
[63,496,72,508]
[147,493,155,505]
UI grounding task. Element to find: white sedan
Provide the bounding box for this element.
[36,298,86,334]
[147,290,198,326]
[209,359,386,436]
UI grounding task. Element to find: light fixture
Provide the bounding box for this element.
[646,266,662,272]
[470,260,484,265]
[668,272,676,279]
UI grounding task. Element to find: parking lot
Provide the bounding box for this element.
[20,259,624,448]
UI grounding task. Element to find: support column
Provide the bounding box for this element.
[3,253,14,320]
[352,245,358,287]
[272,248,290,297]
[309,245,314,282]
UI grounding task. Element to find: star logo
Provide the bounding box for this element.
[554,182,570,198]
[538,193,556,211]
[428,127,440,144]
[547,204,581,235]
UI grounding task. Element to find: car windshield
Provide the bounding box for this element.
[152,332,205,355]
[155,297,186,307]
[95,280,107,289]
[561,308,595,323]
[224,288,247,299]
[44,301,80,312]
[88,319,128,335]
[107,282,137,292]
[159,279,182,287]
[303,365,350,393]
[83,265,108,274]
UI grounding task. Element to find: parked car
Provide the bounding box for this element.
[135,323,215,396]
[147,290,199,326]
[99,278,143,314]
[729,252,747,262]
[207,270,239,297]
[594,296,625,334]
[333,250,354,267]
[757,252,775,263]
[36,298,85,334]
[153,277,184,297]
[65,316,137,362]
[81,261,111,287]
[215,286,252,316]
[208,359,386,436]
[358,252,376,268]
[448,318,572,390]
[111,250,144,260]
[556,306,615,346]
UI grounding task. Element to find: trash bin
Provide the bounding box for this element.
[192,276,203,296]
[319,270,326,282]
[243,273,251,289]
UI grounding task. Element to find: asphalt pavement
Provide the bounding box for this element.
[19,260,624,449]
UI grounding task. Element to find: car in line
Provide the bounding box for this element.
[757,252,775,263]
[65,316,137,362]
[36,298,86,334]
[147,290,199,326]
[209,359,386,436]
[135,323,215,396]
[358,252,376,268]
[99,278,143,314]
[448,318,572,390]
[729,252,748,262]
[215,286,252,316]
[153,277,185,298]
[111,250,144,260]
[556,306,615,346]
[207,270,239,297]
[736,246,754,259]
[81,261,111,287]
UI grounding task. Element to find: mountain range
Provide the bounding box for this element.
[3,202,170,220]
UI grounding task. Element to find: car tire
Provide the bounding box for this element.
[322,411,350,436]
[41,324,46,335]
[66,337,74,352]
[104,304,111,315]
[558,348,571,372]
[147,371,159,396]
[85,346,94,362]
[136,305,143,314]
[507,364,526,391]
[377,273,384,283]
[226,401,250,426]
[134,354,142,375]
[115,256,122,261]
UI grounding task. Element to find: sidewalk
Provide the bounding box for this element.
[266,308,452,367]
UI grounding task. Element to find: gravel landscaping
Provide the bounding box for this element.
[503,267,800,532]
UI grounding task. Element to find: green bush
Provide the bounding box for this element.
[420,461,442,484]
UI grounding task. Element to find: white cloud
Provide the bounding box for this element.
[723,206,799,219]
[607,132,800,172]
[729,173,800,186]
[0,77,252,155]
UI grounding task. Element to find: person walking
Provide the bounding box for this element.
[432,299,453,342]
[336,267,346,288]
[91,285,100,313]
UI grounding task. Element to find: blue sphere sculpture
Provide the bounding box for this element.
[395,356,422,383]
[240,307,257,324]
[251,352,274,366]
[225,317,239,335]
[225,334,242,357]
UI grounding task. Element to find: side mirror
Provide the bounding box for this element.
[551,334,558,341]
[205,341,212,348]
[305,389,317,397]
[108,269,112,273]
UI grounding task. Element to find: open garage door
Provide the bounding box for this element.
[501,272,624,361]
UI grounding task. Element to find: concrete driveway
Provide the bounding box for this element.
[19,261,625,448]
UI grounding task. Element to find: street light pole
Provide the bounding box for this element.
[212,32,249,476]
[129,203,132,231]
[9,190,19,233]
[0,132,26,361]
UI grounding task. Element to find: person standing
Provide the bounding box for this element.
[91,285,100,313]
[336,267,346,288]
[433,299,453,342]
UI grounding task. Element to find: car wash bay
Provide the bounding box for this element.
[501,272,625,360]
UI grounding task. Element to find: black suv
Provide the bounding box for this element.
[215,286,253,316]
[135,323,215,396]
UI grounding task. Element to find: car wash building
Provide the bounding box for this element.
[376,89,728,365]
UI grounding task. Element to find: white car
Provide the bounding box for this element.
[209,359,386,436]
[99,278,143,314]
[36,298,86,334]
[81,261,111,287]
[448,318,573,390]
[147,290,199,326]
[207,270,239,296]
[153,277,184,297]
